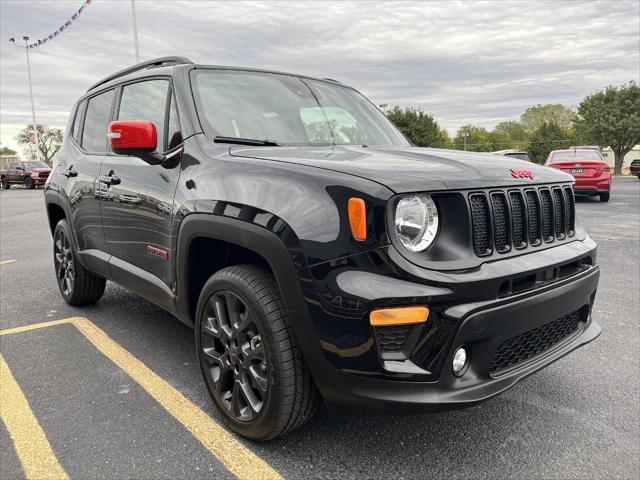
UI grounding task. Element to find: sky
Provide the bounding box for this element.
[1,0,639,154]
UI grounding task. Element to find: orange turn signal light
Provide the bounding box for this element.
[370,306,430,326]
[348,197,367,241]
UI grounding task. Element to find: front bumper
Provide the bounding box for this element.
[299,239,600,413]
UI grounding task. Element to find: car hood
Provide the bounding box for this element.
[229,145,572,193]
[28,167,52,173]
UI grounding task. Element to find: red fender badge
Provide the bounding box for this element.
[510,169,535,179]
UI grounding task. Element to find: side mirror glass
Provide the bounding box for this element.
[108,121,158,159]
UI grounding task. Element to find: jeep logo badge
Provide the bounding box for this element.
[510,168,535,179]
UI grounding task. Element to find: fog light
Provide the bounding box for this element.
[452,346,468,376]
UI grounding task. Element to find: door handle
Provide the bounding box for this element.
[62,166,78,177]
[98,171,121,186]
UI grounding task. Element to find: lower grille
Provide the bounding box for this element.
[489,307,585,373]
[375,325,411,353]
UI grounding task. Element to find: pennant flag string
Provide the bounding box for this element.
[12,0,93,49]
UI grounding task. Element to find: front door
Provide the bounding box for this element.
[100,78,183,288]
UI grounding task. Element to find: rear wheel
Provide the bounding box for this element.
[1,177,9,189]
[195,265,319,440]
[53,219,106,305]
[599,192,610,202]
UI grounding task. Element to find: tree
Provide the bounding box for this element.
[492,120,529,149]
[386,106,451,147]
[520,104,576,134]
[453,125,495,151]
[0,146,17,156]
[574,81,640,175]
[527,121,571,164]
[16,124,63,165]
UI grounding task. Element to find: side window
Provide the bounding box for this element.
[72,100,86,143]
[167,93,182,150]
[82,90,115,152]
[117,79,169,151]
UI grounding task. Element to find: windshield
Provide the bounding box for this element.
[22,162,49,168]
[191,69,410,146]
[551,151,602,162]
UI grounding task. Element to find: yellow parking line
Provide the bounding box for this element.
[0,353,69,480]
[1,317,282,480]
[70,317,282,480]
[0,318,72,336]
[0,259,17,265]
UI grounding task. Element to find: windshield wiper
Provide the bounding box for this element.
[214,136,280,146]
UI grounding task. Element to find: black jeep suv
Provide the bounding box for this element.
[45,57,601,440]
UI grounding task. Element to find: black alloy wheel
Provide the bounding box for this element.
[54,228,75,297]
[52,219,106,305]
[195,265,319,440]
[200,290,269,422]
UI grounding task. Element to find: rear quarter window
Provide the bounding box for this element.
[72,101,87,144]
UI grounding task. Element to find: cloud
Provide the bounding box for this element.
[1,0,638,152]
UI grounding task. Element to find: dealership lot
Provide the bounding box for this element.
[1,179,638,479]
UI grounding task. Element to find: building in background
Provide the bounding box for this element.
[0,155,20,169]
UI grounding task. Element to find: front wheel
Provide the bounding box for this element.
[599,192,610,202]
[24,177,34,189]
[195,265,319,440]
[53,219,106,305]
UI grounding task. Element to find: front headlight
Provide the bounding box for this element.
[395,194,439,251]
[31,173,38,178]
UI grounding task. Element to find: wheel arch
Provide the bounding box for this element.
[47,202,67,235]
[175,213,310,326]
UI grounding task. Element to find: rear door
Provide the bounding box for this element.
[99,78,182,288]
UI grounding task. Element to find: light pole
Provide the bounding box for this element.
[9,36,40,161]
[131,0,140,63]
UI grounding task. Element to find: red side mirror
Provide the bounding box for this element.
[108,121,157,155]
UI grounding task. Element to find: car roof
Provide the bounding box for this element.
[86,56,348,95]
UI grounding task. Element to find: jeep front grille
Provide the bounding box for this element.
[470,185,575,257]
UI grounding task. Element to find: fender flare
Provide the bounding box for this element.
[175,213,310,325]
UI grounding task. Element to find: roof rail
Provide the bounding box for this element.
[87,56,193,92]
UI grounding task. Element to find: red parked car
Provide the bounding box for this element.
[0,161,52,189]
[546,149,611,202]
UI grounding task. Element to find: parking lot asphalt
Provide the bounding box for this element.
[1,178,639,480]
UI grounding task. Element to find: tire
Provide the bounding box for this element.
[599,192,610,202]
[1,177,9,189]
[24,177,34,189]
[53,219,106,306]
[195,265,319,440]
